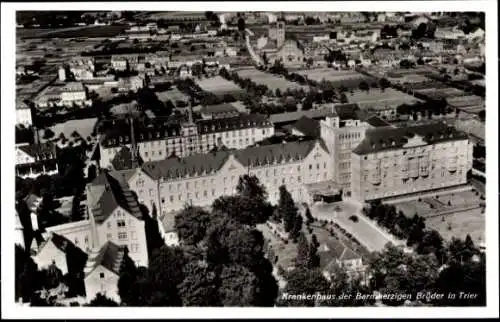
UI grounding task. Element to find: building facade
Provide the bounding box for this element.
[351,124,473,202]
[15,142,59,179]
[122,140,333,217]
[99,114,275,169]
[319,104,375,197]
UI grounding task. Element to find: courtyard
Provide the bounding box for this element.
[309,201,404,252]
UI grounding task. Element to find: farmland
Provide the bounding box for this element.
[17,25,127,39]
[235,68,309,92]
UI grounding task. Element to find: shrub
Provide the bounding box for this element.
[418,198,422,202]
[349,215,359,222]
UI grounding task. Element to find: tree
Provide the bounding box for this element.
[178,261,219,306]
[117,249,141,306]
[277,185,298,233]
[280,268,330,307]
[43,128,55,140]
[174,206,212,246]
[218,264,259,306]
[88,293,120,306]
[237,17,246,31]
[359,80,370,92]
[16,245,39,302]
[275,88,282,97]
[289,214,303,241]
[39,263,64,290]
[295,233,309,268]
[212,175,273,226]
[379,78,390,90]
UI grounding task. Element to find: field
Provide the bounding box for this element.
[310,201,404,252]
[415,87,467,100]
[346,88,422,108]
[156,88,190,104]
[17,25,127,39]
[295,68,370,84]
[391,189,485,244]
[196,76,246,97]
[426,208,485,244]
[235,68,309,92]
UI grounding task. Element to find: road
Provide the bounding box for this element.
[310,201,404,252]
[245,28,263,66]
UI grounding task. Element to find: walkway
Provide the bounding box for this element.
[245,28,263,66]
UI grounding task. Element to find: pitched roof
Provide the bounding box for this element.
[141,140,325,181]
[197,114,272,134]
[353,122,469,155]
[89,171,142,223]
[37,233,72,255]
[84,241,126,277]
[17,142,56,159]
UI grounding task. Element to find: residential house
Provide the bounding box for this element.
[15,142,58,179]
[83,241,126,303]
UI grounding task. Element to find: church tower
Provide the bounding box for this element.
[276,21,285,48]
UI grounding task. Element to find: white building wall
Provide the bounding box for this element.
[84,266,120,303]
[33,242,69,275]
[96,207,149,268]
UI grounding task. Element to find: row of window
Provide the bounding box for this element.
[106,231,138,241]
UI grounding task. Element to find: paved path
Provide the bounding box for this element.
[310,201,404,252]
[245,28,263,66]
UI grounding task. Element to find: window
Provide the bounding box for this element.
[84,236,89,244]
[100,272,105,279]
[203,190,207,197]
[161,197,165,204]
[309,164,312,170]
[324,162,327,169]
[212,189,215,196]
[118,232,128,240]
[316,163,320,170]
[297,165,301,171]
[117,219,126,228]
[298,176,301,182]
[131,244,139,253]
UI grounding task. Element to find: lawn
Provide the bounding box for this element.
[296,68,370,83]
[346,88,422,107]
[392,189,484,218]
[425,208,485,244]
[391,189,485,244]
[196,76,246,97]
[235,68,309,92]
[156,88,190,104]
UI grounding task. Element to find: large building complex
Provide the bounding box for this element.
[351,123,473,201]
[320,104,390,197]
[119,139,333,215]
[99,113,275,169]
